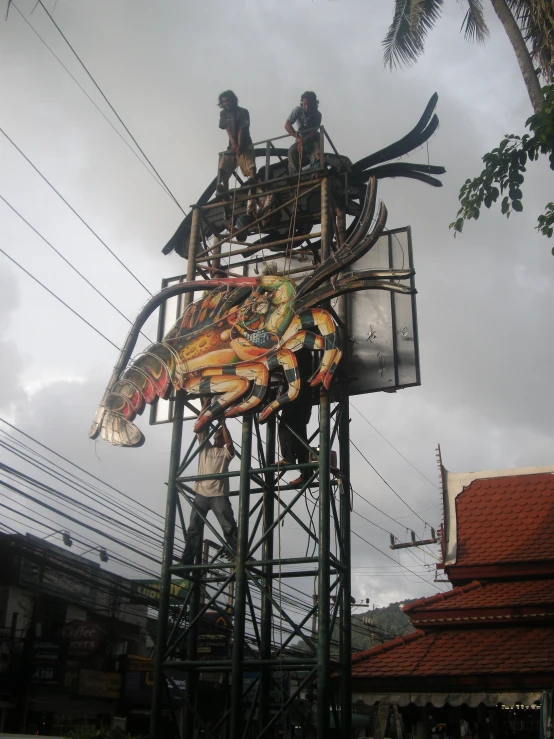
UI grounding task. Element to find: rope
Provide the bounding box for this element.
[284,155,303,277]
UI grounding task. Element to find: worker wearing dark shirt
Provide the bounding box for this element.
[217,90,257,192]
[278,348,313,486]
[284,91,323,175]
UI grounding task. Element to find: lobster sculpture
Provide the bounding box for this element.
[89,178,415,447]
[91,94,445,447]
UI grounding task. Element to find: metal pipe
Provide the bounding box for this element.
[184,207,200,308]
[178,460,317,483]
[149,390,185,739]
[338,282,352,739]
[199,179,316,212]
[201,230,321,257]
[226,231,321,248]
[229,414,253,738]
[260,418,274,739]
[173,555,318,573]
[317,390,331,738]
[320,176,331,262]
[165,659,318,670]
[196,182,321,255]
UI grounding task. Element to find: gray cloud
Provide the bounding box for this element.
[0,0,552,605]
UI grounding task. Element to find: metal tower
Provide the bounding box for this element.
[148,132,355,738]
[142,123,423,737]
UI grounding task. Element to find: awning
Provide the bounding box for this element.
[352,692,543,708]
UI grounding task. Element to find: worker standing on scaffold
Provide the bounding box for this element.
[181,400,238,568]
[285,91,322,175]
[216,90,257,194]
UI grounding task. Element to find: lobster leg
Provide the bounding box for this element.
[283,309,339,390]
[209,363,269,417]
[282,329,342,385]
[184,374,250,432]
[258,349,300,423]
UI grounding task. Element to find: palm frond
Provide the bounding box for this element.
[460,0,490,43]
[507,0,554,79]
[383,0,444,69]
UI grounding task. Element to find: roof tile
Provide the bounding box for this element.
[454,473,554,566]
[351,628,554,677]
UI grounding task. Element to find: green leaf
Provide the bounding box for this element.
[501,197,510,215]
[512,200,523,212]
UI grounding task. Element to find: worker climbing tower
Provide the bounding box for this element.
[89,96,443,738]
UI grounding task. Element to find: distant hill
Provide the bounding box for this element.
[349,600,416,653]
[293,598,420,656]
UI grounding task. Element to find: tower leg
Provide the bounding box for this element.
[260,416,276,735]
[229,415,253,738]
[338,292,352,739]
[317,391,331,738]
[150,391,185,739]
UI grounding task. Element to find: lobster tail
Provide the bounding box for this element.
[89,277,258,447]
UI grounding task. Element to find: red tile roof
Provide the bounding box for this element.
[404,579,554,614]
[351,627,554,677]
[454,473,554,566]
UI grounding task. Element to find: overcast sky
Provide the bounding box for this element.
[0,0,553,609]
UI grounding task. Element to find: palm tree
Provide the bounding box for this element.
[382,0,551,113]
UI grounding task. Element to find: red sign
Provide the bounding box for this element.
[62,620,102,657]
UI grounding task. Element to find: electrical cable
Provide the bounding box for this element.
[0,433,167,539]
[10,3,177,222]
[0,477,160,565]
[0,247,120,350]
[0,193,153,341]
[0,417,165,521]
[352,530,447,592]
[35,0,187,217]
[351,438,432,528]
[351,403,440,491]
[0,125,153,296]
[0,493,160,579]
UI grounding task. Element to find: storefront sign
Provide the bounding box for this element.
[30,640,66,685]
[62,620,102,657]
[78,669,121,699]
[197,612,229,658]
[130,578,189,604]
[123,669,154,707]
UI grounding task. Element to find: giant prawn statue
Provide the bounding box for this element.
[90,95,444,448]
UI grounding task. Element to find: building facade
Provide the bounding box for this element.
[345,464,554,739]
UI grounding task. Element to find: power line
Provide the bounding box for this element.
[0,417,164,521]
[0,502,159,579]
[0,126,153,296]
[0,430,165,536]
[0,476,160,565]
[0,193,152,342]
[35,0,187,217]
[351,530,447,592]
[351,403,440,491]
[10,3,177,217]
[351,438,431,528]
[0,458,162,551]
[0,246,120,350]
[353,489,437,570]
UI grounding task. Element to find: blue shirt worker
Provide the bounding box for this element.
[284,91,322,175]
[217,89,257,193]
[181,417,238,567]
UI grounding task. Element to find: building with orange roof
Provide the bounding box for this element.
[342,462,554,739]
